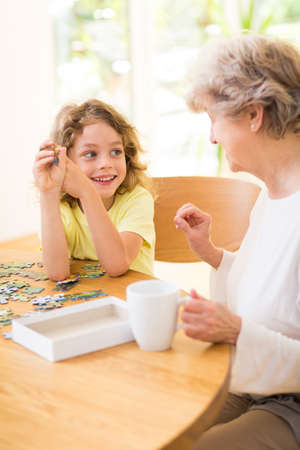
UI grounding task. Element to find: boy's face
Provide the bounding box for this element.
[68,120,126,209]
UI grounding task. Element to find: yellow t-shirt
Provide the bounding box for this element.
[60,185,155,276]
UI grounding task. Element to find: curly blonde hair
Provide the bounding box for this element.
[187,34,300,139]
[50,99,153,202]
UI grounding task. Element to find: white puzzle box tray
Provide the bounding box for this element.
[12,297,134,362]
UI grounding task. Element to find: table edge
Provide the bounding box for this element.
[161,345,231,449]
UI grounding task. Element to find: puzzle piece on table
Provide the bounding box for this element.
[53,276,79,292]
[0,286,18,295]
[0,262,35,269]
[32,294,68,311]
[0,281,32,303]
[77,263,105,278]
[32,294,65,305]
[0,269,18,277]
[0,307,21,327]
[10,280,30,288]
[0,262,49,283]
[22,287,45,295]
[10,294,31,302]
[66,289,108,301]
[1,280,30,290]
[32,289,108,311]
[2,332,12,339]
[82,264,102,271]
[77,271,105,279]
[15,270,49,281]
[34,302,63,311]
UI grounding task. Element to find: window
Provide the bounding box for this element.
[50,0,300,176]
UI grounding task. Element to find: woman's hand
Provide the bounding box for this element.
[182,289,241,345]
[33,141,66,193]
[174,203,223,268]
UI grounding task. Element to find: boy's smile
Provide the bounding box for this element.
[68,121,126,209]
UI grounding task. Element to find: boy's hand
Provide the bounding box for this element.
[62,156,93,199]
[33,141,66,193]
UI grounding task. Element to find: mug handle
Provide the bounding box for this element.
[176,295,191,331]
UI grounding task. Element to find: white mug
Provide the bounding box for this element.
[126,279,186,351]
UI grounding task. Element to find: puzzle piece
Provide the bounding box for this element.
[53,276,79,292]
[10,294,31,302]
[83,264,102,271]
[0,269,18,277]
[78,271,105,279]
[2,332,12,339]
[0,308,21,327]
[32,289,108,311]
[0,262,35,269]
[14,270,48,281]
[22,287,45,295]
[66,289,108,301]
[40,143,60,165]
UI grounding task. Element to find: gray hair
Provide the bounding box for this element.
[187,34,300,139]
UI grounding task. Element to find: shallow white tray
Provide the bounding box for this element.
[12,297,134,362]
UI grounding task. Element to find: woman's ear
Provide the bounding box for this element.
[249,104,264,132]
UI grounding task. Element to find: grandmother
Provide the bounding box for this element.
[174,34,300,450]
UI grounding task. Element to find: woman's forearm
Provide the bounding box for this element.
[198,243,224,269]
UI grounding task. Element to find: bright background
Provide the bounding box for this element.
[1,0,300,244]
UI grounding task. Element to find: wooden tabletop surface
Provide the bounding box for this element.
[0,244,230,450]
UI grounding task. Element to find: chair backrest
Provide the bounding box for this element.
[153,176,261,263]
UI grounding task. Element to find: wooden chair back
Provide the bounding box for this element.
[153,176,261,263]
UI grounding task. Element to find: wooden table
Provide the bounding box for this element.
[0,247,230,450]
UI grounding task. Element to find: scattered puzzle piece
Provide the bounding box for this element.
[0,269,18,277]
[2,332,12,339]
[32,289,108,311]
[78,271,105,279]
[0,262,35,269]
[53,276,79,292]
[0,308,21,327]
[83,264,102,271]
[16,270,49,281]
[0,260,109,335]
[22,287,45,295]
[10,294,31,302]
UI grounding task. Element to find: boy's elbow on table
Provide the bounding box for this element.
[105,261,130,277]
[47,269,70,282]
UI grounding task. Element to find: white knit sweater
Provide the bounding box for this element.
[210,188,300,395]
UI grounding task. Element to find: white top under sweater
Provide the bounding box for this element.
[210,188,300,395]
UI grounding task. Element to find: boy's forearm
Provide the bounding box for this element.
[40,192,70,280]
[80,189,130,276]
